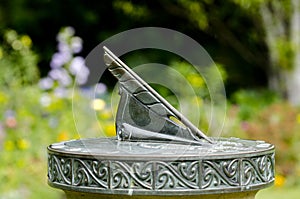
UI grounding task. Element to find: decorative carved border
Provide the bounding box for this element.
[48,152,275,195]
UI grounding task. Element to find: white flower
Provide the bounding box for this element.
[56,26,75,43]
[54,87,69,98]
[69,56,85,75]
[64,27,75,37]
[40,94,52,107]
[69,56,90,85]
[71,36,83,53]
[91,99,106,111]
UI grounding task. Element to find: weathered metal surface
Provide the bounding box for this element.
[47,47,275,198]
[48,137,274,196]
[103,46,212,144]
[64,190,258,199]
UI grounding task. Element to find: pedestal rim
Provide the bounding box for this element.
[47,137,275,161]
[47,137,275,195]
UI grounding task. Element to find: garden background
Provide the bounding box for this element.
[0,0,300,198]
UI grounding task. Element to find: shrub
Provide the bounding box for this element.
[240,102,300,178]
[0,30,39,88]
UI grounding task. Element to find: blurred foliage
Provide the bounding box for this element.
[0,28,113,199]
[0,0,269,94]
[178,0,209,30]
[170,61,227,98]
[231,89,279,120]
[113,0,150,19]
[0,0,300,198]
[275,39,295,70]
[233,0,300,102]
[39,26,89,97]
[0,84,116,199]
[242,103,300,178]
[0,30,39,88]
[226,91,300,186]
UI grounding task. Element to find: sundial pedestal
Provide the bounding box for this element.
[47,138,274,199]
[47,47,274,198]
[64,190,257,199]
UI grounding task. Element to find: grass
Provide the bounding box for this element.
[256,186,300,199]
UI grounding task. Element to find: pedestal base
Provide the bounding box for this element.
[65,190,257,199]
[48,138,274,198]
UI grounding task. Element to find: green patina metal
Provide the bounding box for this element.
[47,47,274,199]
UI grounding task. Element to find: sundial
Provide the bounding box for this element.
[47,47,275,199]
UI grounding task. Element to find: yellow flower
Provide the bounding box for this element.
[296,113,300,124]
[91,99,106,111]
[187,74,204,87]
[20,35,32,47]
[4,140,14,151]
[57,131,69,142]
[73,134,81,140]
[0,91,8,104]
[105,124,116,137]
[47,98,64,112]
[17,139,30,150]
[99,110,112,120]
[274,174,285,187]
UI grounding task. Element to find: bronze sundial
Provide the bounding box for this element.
[47,47,275,198]
[103,46,211,145]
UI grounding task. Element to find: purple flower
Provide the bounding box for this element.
[49,68,72,87]
[95,83,107,95]
[69,56,85,75]
[57,42,70,53]
[71,36,83,53]
[5,110,15,118]
[75,66,89,85]
[39,77,54,90]
[50,52,71,68]
[43,26,88,92]
[79,86,94,99]
[69,56,90,85]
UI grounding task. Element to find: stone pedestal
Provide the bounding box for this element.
[47,138,274,199]
[64,190,257,199]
